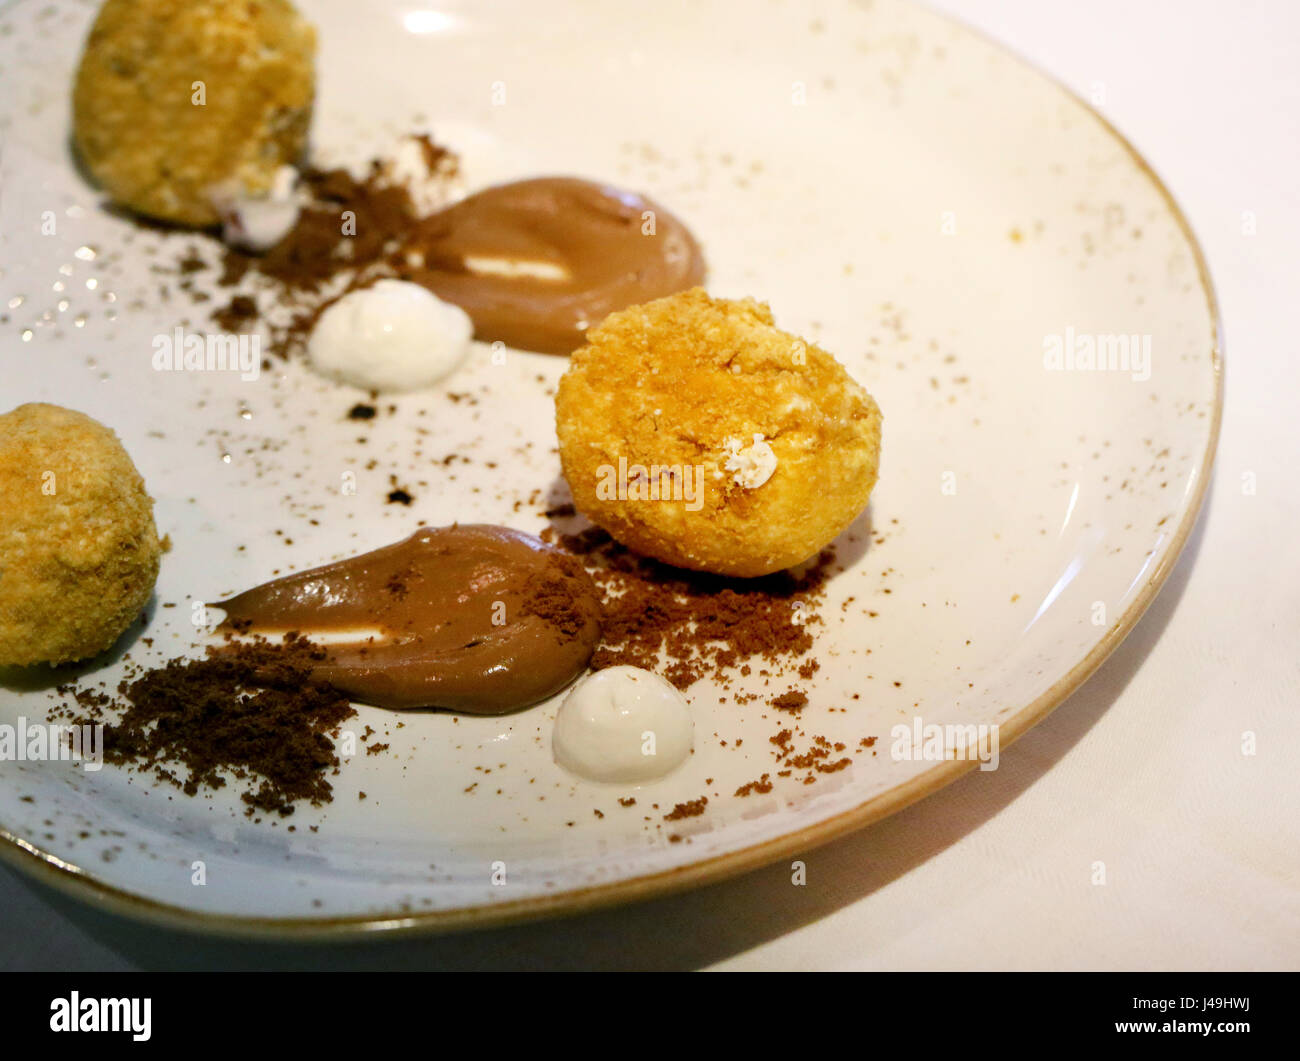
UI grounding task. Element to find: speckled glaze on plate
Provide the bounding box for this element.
[0,0,1221,936]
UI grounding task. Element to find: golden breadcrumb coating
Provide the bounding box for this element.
[0,404,162,666]
[73,0,316,226]
[556,288,882,577]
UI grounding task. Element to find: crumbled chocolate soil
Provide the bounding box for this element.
[57,635,356,817]
[195,136,460,358]
[543,526,827,691]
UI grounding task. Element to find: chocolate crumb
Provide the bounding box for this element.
[735,774,773,797]
[664,796,708,821]
[546,527,828,691]
[770,690,808,714]
[59,634,356,817]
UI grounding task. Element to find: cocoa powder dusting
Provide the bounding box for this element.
[57,635,356,817]
[542,526,827,690]
[211,293,257,332]
[195,142,460,358]
[540,525,858,811]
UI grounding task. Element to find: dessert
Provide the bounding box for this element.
[72,0,316,227]
[555,289,883,577]
[39,2,875,826]
[398,177,706,354]
[553,665,693,783]
[305,279,473,392]
[0,403,162,666]
[201,166,703,363]
[217,525,603,714]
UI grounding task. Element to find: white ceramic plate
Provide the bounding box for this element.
[0,0,1220,936]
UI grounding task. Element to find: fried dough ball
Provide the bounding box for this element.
[72,0,316,226]
[0,404,162,666]
[555,288,882,577]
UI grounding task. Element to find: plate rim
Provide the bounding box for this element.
[0,4,1224,940]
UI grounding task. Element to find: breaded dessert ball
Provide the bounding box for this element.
[555,289,882,577]
[73,0,316,226]
[0,404,162,666]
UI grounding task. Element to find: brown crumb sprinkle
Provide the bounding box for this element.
[770,690,808,713]
[544,526,829,691]
[735,774,773,797]
[57,634,355,817]
[664,796,708,821]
